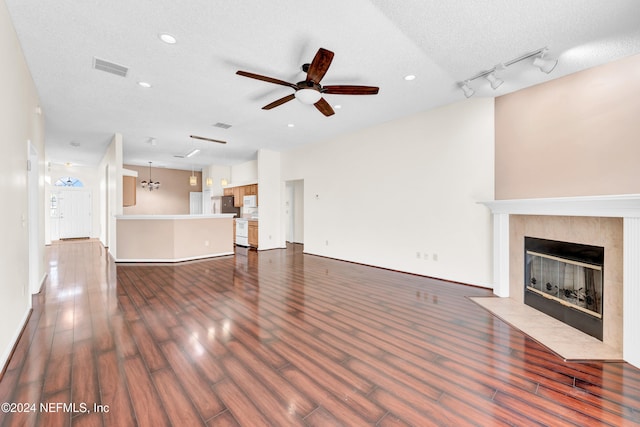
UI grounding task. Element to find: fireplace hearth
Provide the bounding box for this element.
[524,237,604,340]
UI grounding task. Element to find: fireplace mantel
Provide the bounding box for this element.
[480,194,640,368]
[481,194,640,217]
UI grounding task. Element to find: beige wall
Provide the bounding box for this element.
[116,217,233,261]
[509,215,623,351]
[123,165,202,215]
[495,53,640,199]
[0,0,46,368]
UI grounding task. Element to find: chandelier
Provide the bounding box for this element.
[140,161,160,191]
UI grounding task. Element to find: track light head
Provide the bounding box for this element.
[460,81,475,98]
[533,55,558,74]
[485,72,503,90]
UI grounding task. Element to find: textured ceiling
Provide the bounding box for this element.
[5,0,640,170]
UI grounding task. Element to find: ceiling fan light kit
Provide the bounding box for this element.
[236,47,379,117]
[459,47,557,98]
[295,88,322,105]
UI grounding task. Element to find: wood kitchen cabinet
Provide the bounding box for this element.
[245,184,258,205]
[225,183,259,207]
[123,176,136,207]
[233,186,243,207]
[248,221,258,248]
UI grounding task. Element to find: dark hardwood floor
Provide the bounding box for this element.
[1,240,639,426]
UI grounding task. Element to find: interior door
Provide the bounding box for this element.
[190,192,203,214]
[59,190,92,239]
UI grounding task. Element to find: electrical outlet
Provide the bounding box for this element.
[204,240,209,247]
[326,240,329,246]
[416,251,421,259]
[433,253,438,261]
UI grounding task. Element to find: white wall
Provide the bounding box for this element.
[99,133,123,257]
[231,159,258,185]
[204,164,231,197]
[257,149,284,250]
[0,0,46,369]
[281,98,495,286]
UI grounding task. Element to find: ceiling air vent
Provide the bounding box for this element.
[213,122,232,129]
[93,57,129,77]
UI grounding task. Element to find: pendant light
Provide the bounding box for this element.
[190,164,197,186]
[140,161,160,191]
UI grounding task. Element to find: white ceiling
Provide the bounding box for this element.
[6,0,640,171]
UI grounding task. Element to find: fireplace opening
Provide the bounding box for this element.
[524,237,604,340]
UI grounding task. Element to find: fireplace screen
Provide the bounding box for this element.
[526,251,602,318]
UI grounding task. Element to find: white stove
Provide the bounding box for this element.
[235,218,249,247]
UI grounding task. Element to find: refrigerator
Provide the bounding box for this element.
[219,195,240,217]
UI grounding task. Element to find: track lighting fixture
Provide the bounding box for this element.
[459,47,557,98]
[533,51,558,74]
[460,81,475,98]
[485,72,503,90]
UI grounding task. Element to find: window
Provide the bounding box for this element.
[54,176,83,187]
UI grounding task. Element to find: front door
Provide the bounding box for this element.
[58,190,91,239]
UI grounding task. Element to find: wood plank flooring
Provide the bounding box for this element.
[1,239,640,426]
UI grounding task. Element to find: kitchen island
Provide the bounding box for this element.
[115,214,235,262]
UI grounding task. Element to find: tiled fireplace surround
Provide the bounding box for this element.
[482,195,640,369]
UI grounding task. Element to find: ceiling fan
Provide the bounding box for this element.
[236,48,379,117]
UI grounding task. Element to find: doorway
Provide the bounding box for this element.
[285,180,304,244]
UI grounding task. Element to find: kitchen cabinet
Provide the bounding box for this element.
[248,221,258,248]
[225,183,259,207]
[233,186,243,207]
[123,176,136,207]
[245,184,258,205]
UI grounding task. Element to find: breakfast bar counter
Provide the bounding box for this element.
[115,214,235,262]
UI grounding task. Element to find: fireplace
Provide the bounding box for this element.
[524,237,604,340]
[480,194,640,368]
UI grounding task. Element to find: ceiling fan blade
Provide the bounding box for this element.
[306,48,334,84]
[236,71,298,89]
[189,135,227,144]
[314,98,335,117]
[262,94,296,110]
[323,85,379,95]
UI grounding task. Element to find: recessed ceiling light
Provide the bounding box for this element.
[404,74,416,81]
[159,33,177,44]
[287,123,295,128]
[334,104,342,109]
[137,81,152,88]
